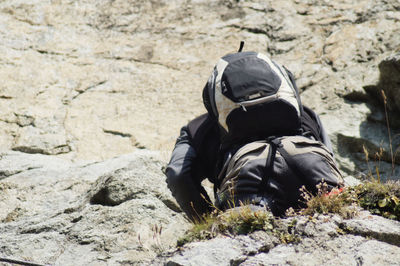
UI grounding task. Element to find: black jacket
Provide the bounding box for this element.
[165,106,333,221]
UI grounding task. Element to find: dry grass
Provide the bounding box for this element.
[177,205,299,246]
[299,179,400,221]
[298,183,359,219]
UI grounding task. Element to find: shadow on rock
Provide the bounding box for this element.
[337,53,400,181]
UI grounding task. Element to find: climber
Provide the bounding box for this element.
[165,46,343,222]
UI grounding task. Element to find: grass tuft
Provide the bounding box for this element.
[177,205,299,247]
[299,183,359,219]
[300,180,400,221]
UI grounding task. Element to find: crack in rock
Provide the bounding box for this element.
[101,55,180,71]
[103,129,132,138]
[72,80,107,100]
[0,170,23,180]
[14,113,35,127]
[0,113,35,127]
[0,95,12,99]
[339,220,400,247]
[0,166,42,181]
[12,144,71,155]
[229,24,269,35]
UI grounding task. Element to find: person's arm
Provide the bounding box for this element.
[301,106,334,154]
[165,125,212,222]
[313,112,334,154]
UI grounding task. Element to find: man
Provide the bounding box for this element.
[165,50,342,222]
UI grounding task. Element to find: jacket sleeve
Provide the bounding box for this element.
[302,105,334,154]
[313,112,334,154]
[165,125,212,222]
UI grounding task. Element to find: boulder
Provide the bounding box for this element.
[0,150,189,265]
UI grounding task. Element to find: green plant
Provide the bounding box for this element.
[177,204,300,247]
[217,205,275,235]
[299,180,400,221]
[355,180,400,220]
[299,183,359,219]
[177,211,219,247]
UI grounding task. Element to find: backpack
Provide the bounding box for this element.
[202,51,304,149]
[215,136,343,215]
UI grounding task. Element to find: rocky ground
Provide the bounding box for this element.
[157,210,400,265]
[0,0,400,265]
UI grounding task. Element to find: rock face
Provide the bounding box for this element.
[365,53,400,127]
[0,0,399,178]
[1,0,400,265]
[0,150,188,265]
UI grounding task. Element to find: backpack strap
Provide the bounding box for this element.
[255,136,316,194]
[274,138,317,193]
[213,151,233,206]
[258,137,280,194]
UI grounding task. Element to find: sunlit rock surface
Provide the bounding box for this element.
[0,0,400,265]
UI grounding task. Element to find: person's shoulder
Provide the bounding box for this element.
[187,113,217,138]
[302,105,317,118]
[185,113,219,153]
[188,113,209,125]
